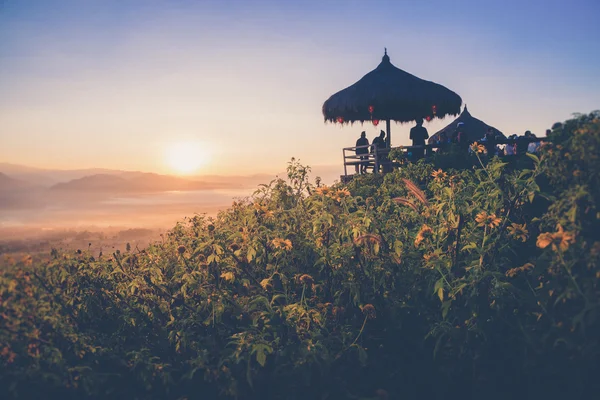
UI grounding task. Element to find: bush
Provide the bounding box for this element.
[1,113,599,399]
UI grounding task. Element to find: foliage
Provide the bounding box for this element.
[2,114,600,399]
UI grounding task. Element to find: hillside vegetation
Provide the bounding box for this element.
[1,112,599,399]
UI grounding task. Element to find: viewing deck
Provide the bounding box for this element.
[341,137,548,183]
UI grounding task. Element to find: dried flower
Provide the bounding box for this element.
[299,274,314,285]
[475,211,501,229]
[354,234,382,246]
[506,263,534,278]
[177,245,186,255]
[361,304,376,319]
[536,224,575,252]
[507,223,529,242]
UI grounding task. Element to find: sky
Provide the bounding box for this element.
[1,0,599,176]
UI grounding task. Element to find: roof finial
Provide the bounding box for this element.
[382,47,390,63]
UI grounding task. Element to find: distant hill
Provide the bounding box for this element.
[0,172,27,191]
[50,173,232,193]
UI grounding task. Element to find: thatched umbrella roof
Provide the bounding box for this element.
[428,105,505,144]
[322,49,462,145]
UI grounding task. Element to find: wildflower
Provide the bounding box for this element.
[220,271,235,282]
[536,225,575,252]
[314,186,331,196]
[259,278,272,290]
[299,274,314,285]
[177,245,186,255]
[272,238,293,251]
[470,142,487,154]
[507,223,529,242]
[253,203,273,218]
[361,304,376,319]
[336,188,351,198]
[431,169,447,182]
[475,211,501,229]
[414,224,433,247]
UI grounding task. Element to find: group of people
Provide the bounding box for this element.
[354,130,387,174]
[353,120,545,175]
[430,124,545,157]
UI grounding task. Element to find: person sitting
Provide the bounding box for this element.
[527,133,540,153]
[505,134,517,156]
[409,119,429,161]
[355,131,369,174]
[437,132,449,153]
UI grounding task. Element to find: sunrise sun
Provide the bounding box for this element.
[165,141,211,175]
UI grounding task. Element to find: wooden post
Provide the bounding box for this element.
[343,148,347,177]
[386,119,391,147]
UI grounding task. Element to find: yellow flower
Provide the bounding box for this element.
[414,224,433,247]
[220,271,235,282]
[259,278,272,290]
[336,188,351,198]
[253,203,273,218]
[314,186,331,196]
[431,169,447,182]
[475,211,501,229]
[507,223,529,242]
[470,142,487,154]
[272,238,293,251]
[536,225,575,252]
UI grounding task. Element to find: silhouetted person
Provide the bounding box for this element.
[371,130,386,172]
[516,131,530,155]
[355,131,369,174]
[409,119,429,160]
[438,132,449,153]
[484,128,497,156]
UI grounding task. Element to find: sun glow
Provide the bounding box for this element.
[165,141,211,175]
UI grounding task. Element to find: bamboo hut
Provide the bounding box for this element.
[428,105,505,144]
[322,49,462,146]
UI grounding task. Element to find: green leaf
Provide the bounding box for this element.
[526,153,540,165]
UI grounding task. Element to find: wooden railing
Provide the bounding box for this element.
[342,137,548,178]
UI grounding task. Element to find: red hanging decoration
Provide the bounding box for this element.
[425,116,432,122]
[337,116,344,124]
[373,119,379,126]
[368,105,375,114]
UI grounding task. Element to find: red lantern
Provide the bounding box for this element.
[373,119,379,126]
[425,116,432,122]
[337,116,344,124]
[368,105,374,114]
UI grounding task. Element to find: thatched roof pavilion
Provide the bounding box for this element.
[322,49,462,146]
[428,105,505,144]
